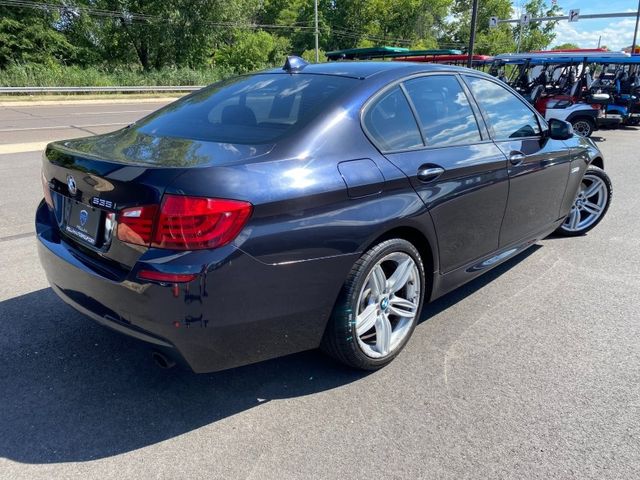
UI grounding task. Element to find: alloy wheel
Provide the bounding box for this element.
[562,173,608,232]
[355,252,421,358]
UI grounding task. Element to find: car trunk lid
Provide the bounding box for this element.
[42,132,272,271]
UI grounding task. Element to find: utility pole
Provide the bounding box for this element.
[633,0,640,55]
[467,0,479,68]
[314,0,319,62]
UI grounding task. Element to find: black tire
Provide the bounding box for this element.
[555,165,612,237]
[321,238,426,370]
[571,117,595,138]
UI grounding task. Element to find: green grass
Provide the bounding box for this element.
[0,64,232,87]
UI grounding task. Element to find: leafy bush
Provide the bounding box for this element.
[214,30,291,74]
[300,49,326,63]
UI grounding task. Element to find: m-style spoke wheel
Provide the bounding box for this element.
[321,239,426,370]
[556,165,612,237]
[355,252,420,359]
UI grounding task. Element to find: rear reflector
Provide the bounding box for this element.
[42,172,53,209]
[116,195,252,250]
[117,205,158,246]
[152,195,253,250]
[138,270,196,283]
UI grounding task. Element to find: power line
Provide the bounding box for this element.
[330,29,413,46]
[3,0,507,52]
[0,0,518,60]
[0,0,417,45]
[0,0,317,30]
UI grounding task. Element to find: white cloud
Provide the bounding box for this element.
[551,17,637,51]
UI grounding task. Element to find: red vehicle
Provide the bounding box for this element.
[493,54,624,136]
[393,53,494,68]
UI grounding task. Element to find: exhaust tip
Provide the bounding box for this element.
[151,350,176,369]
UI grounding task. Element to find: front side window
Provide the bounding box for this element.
[464,76,541,140]
[363,86,423,152]
[403,75,482,147]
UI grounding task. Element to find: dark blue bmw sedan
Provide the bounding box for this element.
[37,57,612,372]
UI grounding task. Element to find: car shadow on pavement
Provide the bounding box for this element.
[0,245,540,464]
[419,244,541,321]
[0,288,367,464]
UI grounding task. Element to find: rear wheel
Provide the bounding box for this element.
[571,117,595,137]
[321,238,425,370]
[556,166,612,236]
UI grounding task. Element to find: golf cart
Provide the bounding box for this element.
[492,52,631,137]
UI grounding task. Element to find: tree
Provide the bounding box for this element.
[64,0,262,71]
[444,0,515,54]
[325,0,451,51]
[301,48,326,63]
[0,4,78,68]
[552,42,580,50]
[514,0,561,52]
[214,30,290,74]
[0,0,567,76]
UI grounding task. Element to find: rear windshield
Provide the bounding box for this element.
[136,73,358,144]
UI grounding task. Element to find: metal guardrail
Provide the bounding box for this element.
[0,86,204,94]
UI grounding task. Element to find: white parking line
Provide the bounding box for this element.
[68,110,153,115]
[0,122,127,133]
[0,97,179,107]
[0,142,49,154]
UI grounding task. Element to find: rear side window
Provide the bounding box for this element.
[363,87,423,152]
[464,76,541,140]
[404,75,482,147]
[136,74,357,144]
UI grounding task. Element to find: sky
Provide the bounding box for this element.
[511,1,639,50]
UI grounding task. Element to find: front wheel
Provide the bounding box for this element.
[556,165,612,236]
[571,117,595,137]
[321,238,426,370]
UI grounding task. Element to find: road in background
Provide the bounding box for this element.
[0,102,639,479]
[0,100,173,151]
[0,101,172,242]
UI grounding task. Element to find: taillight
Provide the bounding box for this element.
[116,195,252,250]
[41,172,53,209]
[152,195,252,250]
[117,205,158,246]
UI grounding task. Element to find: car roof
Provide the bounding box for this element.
[263,61,469,80]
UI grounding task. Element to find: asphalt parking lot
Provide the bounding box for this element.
[0,101,639,479]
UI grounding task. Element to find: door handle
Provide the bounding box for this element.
[417,166,445,183]
[509,152,526,165]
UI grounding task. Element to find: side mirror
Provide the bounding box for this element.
[548,118,574,140]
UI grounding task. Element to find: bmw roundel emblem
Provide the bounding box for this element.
[79,209,88,227]
[380,297,389,310]
[67,175,77,195]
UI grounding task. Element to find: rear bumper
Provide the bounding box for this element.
[36,201,356,373]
